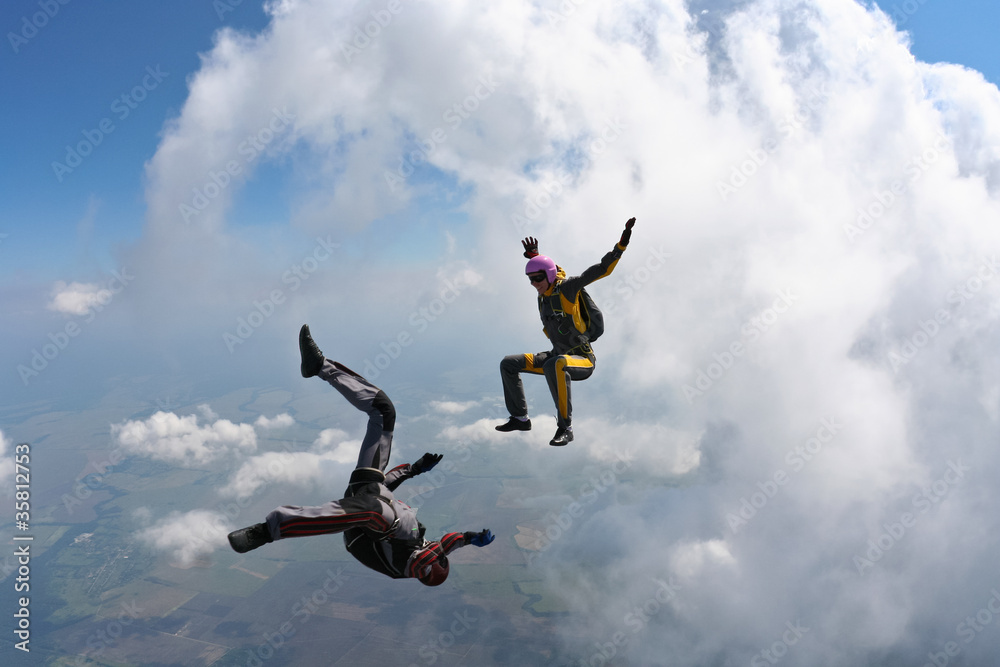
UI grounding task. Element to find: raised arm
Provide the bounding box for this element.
[561,217,636,299]
[384,452,443,491]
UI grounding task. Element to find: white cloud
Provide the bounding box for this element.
[218,428,356,498]
[254,413,294,429]
[428,399,479,414]
[47,281,111,316]
[197,404,218,422]
[134,508,231,567]
[111,409,257,465]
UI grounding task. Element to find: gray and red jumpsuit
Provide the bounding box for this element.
[501,241,626,429]
[263,359,471,579]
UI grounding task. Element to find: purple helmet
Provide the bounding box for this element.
[525,254,557,284]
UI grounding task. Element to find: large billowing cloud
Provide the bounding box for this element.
[120,0,1000,663]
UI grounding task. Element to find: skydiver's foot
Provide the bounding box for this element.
[549,427,573,447]
[299,324,325,378]
[228,523,272,553]
[495,416,531,432]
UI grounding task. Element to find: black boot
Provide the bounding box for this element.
[549,426,573,447]
[495,417,531,432]
[228,523,272,553]
[299,324,325,378]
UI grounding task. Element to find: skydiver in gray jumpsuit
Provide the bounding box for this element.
[227,325,493,586]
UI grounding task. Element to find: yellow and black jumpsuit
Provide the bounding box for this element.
[500,241,626,429]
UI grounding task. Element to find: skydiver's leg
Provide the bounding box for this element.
[265,494,394,540]
[227,494,395,553]
[542,354,595,430]
[500,352,549,416]
[300,324,394,470]
[497,352,548,431]
[317,360,396,471]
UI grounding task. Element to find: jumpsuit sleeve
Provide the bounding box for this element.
[559,241,626,302]
[439,532,470,555]
[384,463,417,491]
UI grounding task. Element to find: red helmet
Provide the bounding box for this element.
[417,558,449,586]
[412,542,449,586]
[525,254,557,285]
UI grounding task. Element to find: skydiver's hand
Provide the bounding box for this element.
[411,453,443,475]
[522,237,539,258]
[620,217,636,247]
[464,529,494,547]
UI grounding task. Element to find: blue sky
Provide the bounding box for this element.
[1,1,273,278]
[882,1,999,87]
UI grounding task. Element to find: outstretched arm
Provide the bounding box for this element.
[385,453,443,491]
[562,217,636,299]
[437,529,495,556]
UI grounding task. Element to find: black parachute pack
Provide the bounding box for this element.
[578,287,604,343]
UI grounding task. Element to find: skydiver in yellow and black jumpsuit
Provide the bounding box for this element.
[496,218,636,446]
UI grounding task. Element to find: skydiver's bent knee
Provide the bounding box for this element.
[501,354,523,373]
[372,390,395,433]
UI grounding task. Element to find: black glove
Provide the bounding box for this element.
[522,237,539,258]
[619,217,636,246]
[411,453,443,475]
[463,529,495,547]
